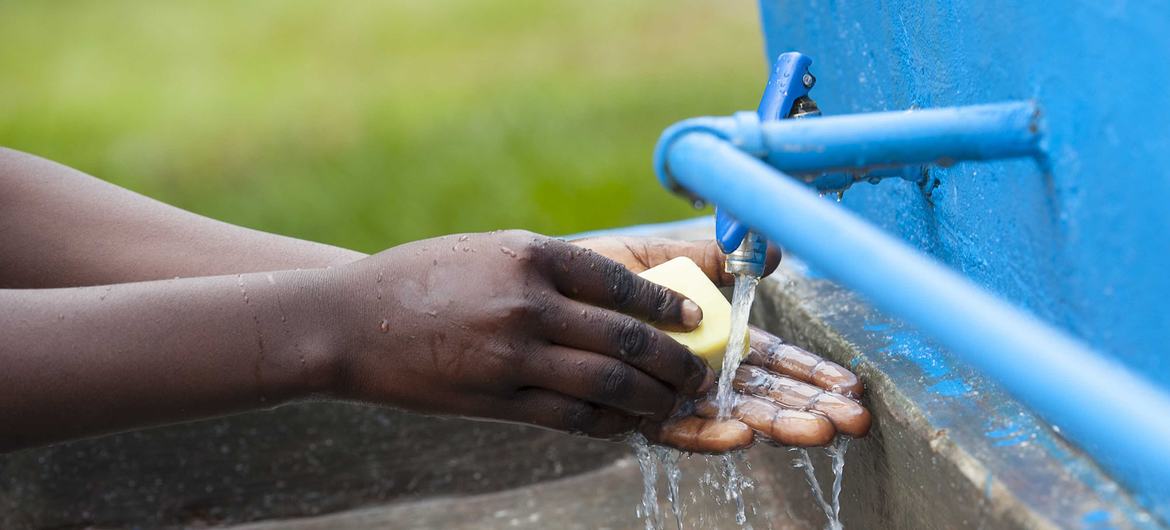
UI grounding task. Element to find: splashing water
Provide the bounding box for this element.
[716,274,760,418]
[792,448,833,528]
[792,436,851,530]
[827,437,850,525]
[633,441,761,529]
[631,435,663,530]
[654,446,685,530]
[722,453,753,528]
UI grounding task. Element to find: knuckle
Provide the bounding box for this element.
[519,232,562,261]
[648,285,675,321]
[485,340,525,373]
[496,296,536,323]
[681,357,707,392]
[522,288,556,318]
[602,260,638,309]
[598,362,631,397]
[612,317,656,362]
[562,402,599,434]
[497,230,546,261]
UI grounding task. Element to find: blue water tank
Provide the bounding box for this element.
[758,0,1170,388]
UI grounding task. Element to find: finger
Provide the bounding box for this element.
[543,299,715,396]
[505,388,638,440]
[733,366,871,437]
[745,327,863,397]
[642,416,754,453]
[695,396,834,447]
[522,345,677,420]
[540,239,703,332]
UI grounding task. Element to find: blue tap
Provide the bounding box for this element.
[717,53,815,277]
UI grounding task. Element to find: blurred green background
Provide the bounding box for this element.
[1,0,763,253]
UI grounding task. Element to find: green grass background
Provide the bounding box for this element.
[1,0,764,253]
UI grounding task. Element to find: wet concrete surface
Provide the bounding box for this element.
[0,406,625,529]
[220,453,813,530]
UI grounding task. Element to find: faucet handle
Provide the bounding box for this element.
[716,52,815,253]
[757,51,815,121]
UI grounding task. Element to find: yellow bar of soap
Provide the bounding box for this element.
[638,256,741,370]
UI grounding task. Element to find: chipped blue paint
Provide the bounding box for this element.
[1082,509,1121,530]
[985,426,1022,439]
[992,434,1032,448]
[876,330,953,381]
[927,378,971,397]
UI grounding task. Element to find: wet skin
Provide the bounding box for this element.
[575,237,869,451]
[0,148,869,453]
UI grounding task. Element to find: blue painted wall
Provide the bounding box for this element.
[757,0,1170,388]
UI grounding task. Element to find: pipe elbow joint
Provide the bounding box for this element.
[653,112,764,201]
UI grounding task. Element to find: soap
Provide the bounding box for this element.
[638,257,741,370]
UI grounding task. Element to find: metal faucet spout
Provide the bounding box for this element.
[724,230,768,277]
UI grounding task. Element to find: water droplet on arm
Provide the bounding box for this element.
[379,320,390,333]
[499,246,518,258]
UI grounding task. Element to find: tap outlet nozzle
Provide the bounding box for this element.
[724,230,768,278]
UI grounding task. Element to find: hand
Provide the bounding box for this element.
[574,236,869,452]
[325,230,716,439]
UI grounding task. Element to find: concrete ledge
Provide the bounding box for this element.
[218,455,811,530]
[752,258,1163,529]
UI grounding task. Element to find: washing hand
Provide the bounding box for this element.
[573,236,870,452]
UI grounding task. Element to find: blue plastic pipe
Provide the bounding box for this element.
[758,101,1042,173]
[660,131,1170,516]
[655,102,1042,195]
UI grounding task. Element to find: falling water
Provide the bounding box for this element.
[654,446,685,530]
[716,274,760,418]
[722,453,753,527]
[827,437,850,525]
[632,435,663,530]
[792,436,851,530]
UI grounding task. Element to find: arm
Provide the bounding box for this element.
[0,147,363,288]
[0,268,340,451]
[1,230,723,452]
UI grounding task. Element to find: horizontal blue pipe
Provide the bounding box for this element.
[654,101,1041,195]
[663,131,1170,517]
[758,101,1042,173]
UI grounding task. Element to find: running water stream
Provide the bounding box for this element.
[793,437,851,530]
[715,275,761,418]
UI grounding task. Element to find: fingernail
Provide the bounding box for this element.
[681,299,703,328]
[699,367,717,393]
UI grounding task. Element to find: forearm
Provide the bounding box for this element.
[0,268,344,451]
[0,147,364,288]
